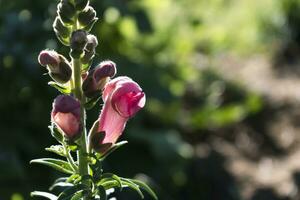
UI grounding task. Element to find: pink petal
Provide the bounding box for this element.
[54,112,80,138]
[98,100,127,144]
[102,76,132,102]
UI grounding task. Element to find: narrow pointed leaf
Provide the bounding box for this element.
[70,190,86,200]
[58,184,86,200]
[30,158,74,174]
[131,179,158,200]
[98,186,107,200]
[121,179,144,199]
[31,191,58,200]
[50,182,73,191]
[85,96,102,110]
[46,145,66,157]
[48,81,71,94]
[99,141,128,160]
[101,173,122,189]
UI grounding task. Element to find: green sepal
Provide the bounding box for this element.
[74,0,89,11]
[57,184,88,200]
[31,191,58,200]
[98,141,128,160]
[85,95,102,110]
[53,17,71,38]
[82,18,98,32]
[55,33,70,46]
[45,145,66,157]
[30,158,74,174]
[48,81,71,94]
[130,179,158,200]
[49,124,64,143]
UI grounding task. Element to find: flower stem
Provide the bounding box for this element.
[72,57,89,183]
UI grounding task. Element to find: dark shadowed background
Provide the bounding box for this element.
[2,0,300,199]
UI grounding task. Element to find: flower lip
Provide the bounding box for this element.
[112,90,145,118]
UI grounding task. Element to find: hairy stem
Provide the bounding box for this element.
[72,58,89,184]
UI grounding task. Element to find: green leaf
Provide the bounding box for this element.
[85,96,102,110]
[48,81,71,94]
[99,141,128,160]
[67,174,80,183]
[121,178,144,199]
[58,184,87,200]
[101,173,122,189]
[131,179,158,200]
[31,191,58,200]
[97,186,107,200]
[70,190,86,200]
[46,145,66,157]
[30,158,74,174]
[50,181,73,191]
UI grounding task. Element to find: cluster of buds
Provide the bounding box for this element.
[53,0,97,46]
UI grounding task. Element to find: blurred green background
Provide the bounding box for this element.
[3,0,300,199]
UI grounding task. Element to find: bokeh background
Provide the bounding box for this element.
[2,0,300,199]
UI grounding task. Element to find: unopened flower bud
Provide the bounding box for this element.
[53,17,71,39]
[38,50,60,67]
[51,95,81,140]
[57,0,76,25]
[38,50,72,83]
[82,61,116,98]
[70,30,88,58]
[78,6,96,27]
[74,0,89,11]
[81,34,98,64]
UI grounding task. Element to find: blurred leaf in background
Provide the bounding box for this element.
[1,0,300,199]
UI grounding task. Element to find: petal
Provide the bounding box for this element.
[102,76,132,102]
[54,112,80,138]
[98,101,128,144]
[113,91,145,118]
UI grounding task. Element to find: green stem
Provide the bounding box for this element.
[63,142,78,172]
[72,58,89,182]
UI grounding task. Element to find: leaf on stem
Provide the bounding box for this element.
[57,184,87,200]
[98,141,128,160]
[97,186,107,200]
[31,191,58,200]
[120,178,144,199]
[130,179,158,200]
[48,81,71,94]
[100,173,123,189]
[46,145,66,157]
[30,158,74,174]
[85,95,102,110]
[50,181,73,191]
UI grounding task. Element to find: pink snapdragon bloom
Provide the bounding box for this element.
[51,95,81,139]
[97,76,146,145]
